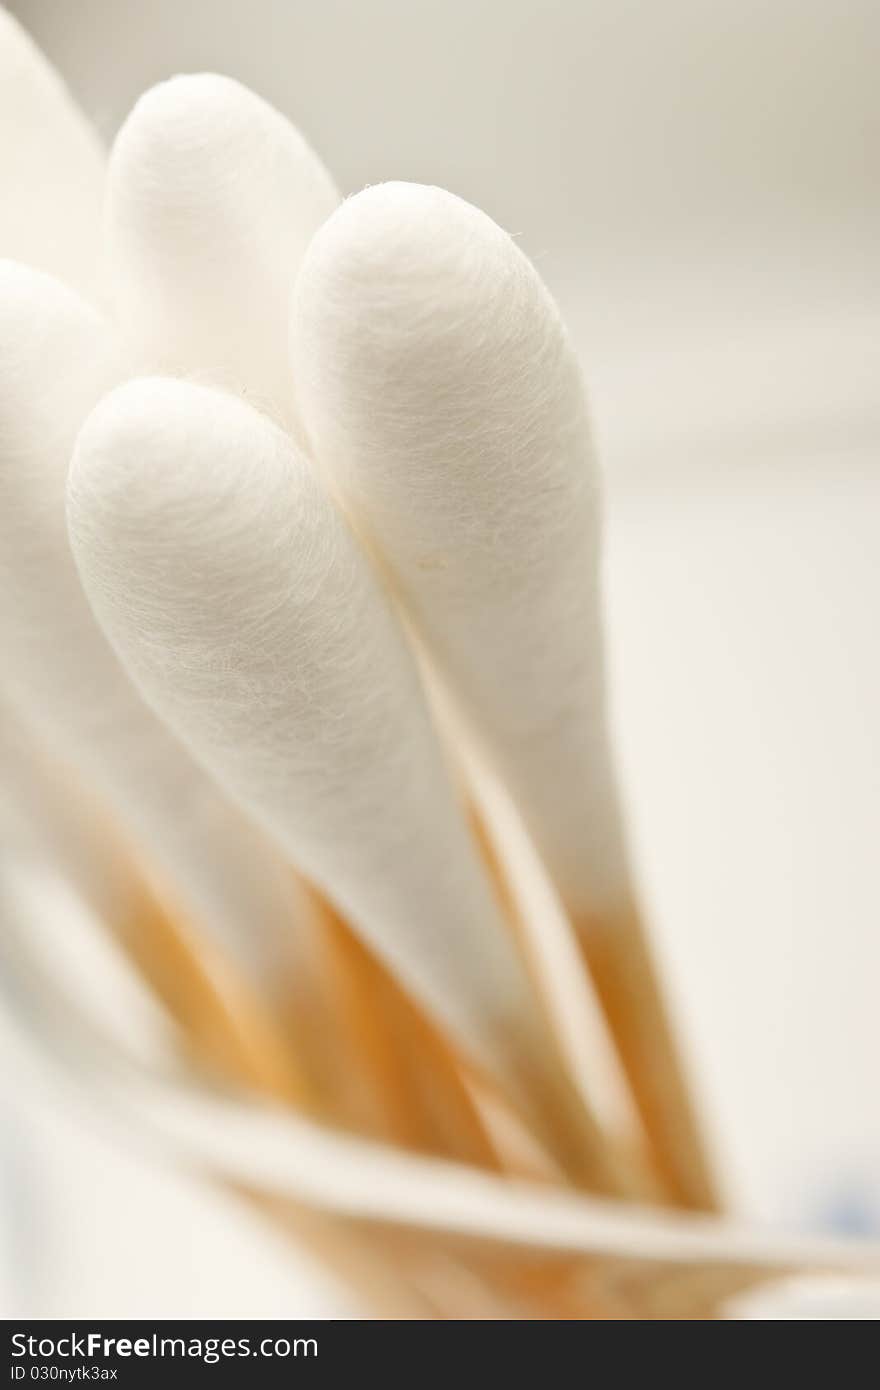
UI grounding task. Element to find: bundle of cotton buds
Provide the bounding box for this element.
[0,11,877,1317]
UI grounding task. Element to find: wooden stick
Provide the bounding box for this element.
[575,904,720,1211]
[311,890,503,1168]
[468,802,666,1204]
[111,873,309,1107]
[98,867,455,1315]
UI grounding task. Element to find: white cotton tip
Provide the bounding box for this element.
[0,11,105,303]
[68,377,544,1078]
[291,183,629,920]
[0,262,304,979]
[106,74,339,420]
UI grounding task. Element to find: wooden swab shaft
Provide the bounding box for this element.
[575,904,719,1210]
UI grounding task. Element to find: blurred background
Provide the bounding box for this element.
[2,0,878,1317]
